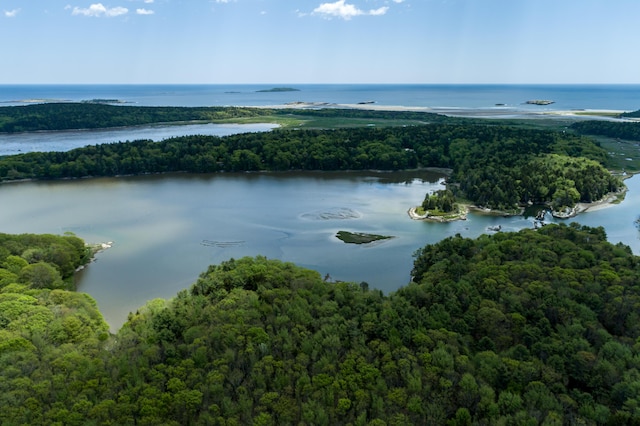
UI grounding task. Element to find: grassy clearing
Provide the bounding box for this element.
[291,117,430,129]
[211,114,426,129]
[572,111,623,118]
[212,115,306,127]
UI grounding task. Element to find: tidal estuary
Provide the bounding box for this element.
[1,171,639,331]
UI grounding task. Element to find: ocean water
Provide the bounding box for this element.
[1,84,639,111]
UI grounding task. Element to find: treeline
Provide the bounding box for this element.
[0,123,620,210]
[571,120,640,142]
[0,103,451,133]
[3,224,640,424]
[273,107,451,123]
[0,103,271,132]
[620,109,640,118]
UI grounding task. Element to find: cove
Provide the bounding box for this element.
[1,171,638,331]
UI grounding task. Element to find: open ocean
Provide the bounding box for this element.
[1,84,639,112]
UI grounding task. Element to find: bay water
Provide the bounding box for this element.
[0,123,278,156]
[1,171,639,331]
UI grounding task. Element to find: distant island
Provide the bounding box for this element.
[256,87,300,93]
[525,99,555,105]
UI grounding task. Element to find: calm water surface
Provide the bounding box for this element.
[0,123,278,156]
[2,84,639,111]
[1,171,639,331]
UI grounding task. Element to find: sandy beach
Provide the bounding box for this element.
[554,187,628,218]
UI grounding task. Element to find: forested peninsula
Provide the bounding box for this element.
[0,102,448,133]
[3,224,640,424]
[0,103,627,213]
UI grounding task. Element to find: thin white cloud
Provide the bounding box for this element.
[392,0,404,3]
[71,3,129,17]
[144,0,154,3]
[136,8,154,15]
[369,7,389,16]
[312,0,388,20]
[4,8,20,18]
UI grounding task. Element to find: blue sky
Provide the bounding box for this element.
[2,0,639,84]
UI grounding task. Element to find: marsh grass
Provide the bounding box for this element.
[336,231,393,244]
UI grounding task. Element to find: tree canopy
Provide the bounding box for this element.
[571,120,640,142]
[0,103,271,133]
[2,224,640,424]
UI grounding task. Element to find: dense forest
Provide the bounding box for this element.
[620,109,640,119]
[0,103,273,132]
[571,121,640,142]
[0,121,621,211]
[2,224,640,425]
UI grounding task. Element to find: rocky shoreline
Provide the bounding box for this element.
[76,242,114,271]
[408,187,626,223]
[551,187,627,218]
[407,206,468,222]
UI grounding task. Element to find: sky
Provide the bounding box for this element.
[1,0,640,84]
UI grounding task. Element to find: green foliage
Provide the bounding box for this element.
[336,231,393,244]
[3,223,640,424]
[408,224,640,422]
[18,262,64,289]
[620,109,640,118]
[422,189,457,213]
[572,120,640,141]
[0,233,110,425]
[0,103,270,133]
[531,154,620,207]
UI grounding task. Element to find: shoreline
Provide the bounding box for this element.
[76,242,113,272]
[407,206,468,222]
[260,102,635,121]
[408,187,627,223]
[552,187,627,218]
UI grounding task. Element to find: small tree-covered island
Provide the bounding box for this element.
[2,103,640,424]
